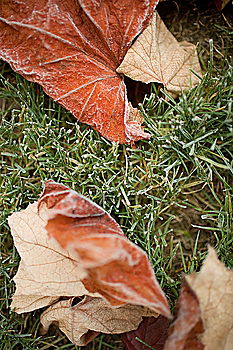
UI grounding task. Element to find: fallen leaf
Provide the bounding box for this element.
[186,247,233,350]
[214,0,231,10]
[117,13,202,96]
[163,279,204,350]
[39,180,171,318]
[37,180,124,238]
[8,180,171,345]
[41,296,156,346]
[164,247,233,350]
[122,315,169,350]
[0,0,158,143]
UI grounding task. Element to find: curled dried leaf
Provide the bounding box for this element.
[39,180,171,318]
[164,247,233,350]
[8,180,171,345]
[186,247,233,350]
[164,279,204,350]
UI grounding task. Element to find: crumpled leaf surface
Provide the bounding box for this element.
[164,247,233,350]
[122,315,169,350]
[41,296,155,346]
[8,180,170,345]
[39,180,171,318]
[117,12,202,96]
[0,0,158,143]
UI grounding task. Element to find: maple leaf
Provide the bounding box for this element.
[117,12,202,97]
[38,180,171,318]
[8,180,171,345]
[0,0,159,143]
[164,247,233,350]
[122,315,169,350]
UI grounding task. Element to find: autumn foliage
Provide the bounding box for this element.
[8,182,233,347]
[3,0,232,348]
[0,0,201,143]
[38,181,170,316]
[0,0,158,143]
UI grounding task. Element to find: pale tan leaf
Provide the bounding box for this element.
[41,296,158,346]
[186,247,233,350]
[10,260,59,313]
[8,203,94,313]
[166,40,202,95]
[117,12,201,96]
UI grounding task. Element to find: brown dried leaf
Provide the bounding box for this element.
[10,262,60,313]
[117,12,202,96]
[8,181,170,345]
[186,247,233,350]
[41,296,156,346]
[163,279,204,350]
[164,247,233,350]
[39,181,171,318]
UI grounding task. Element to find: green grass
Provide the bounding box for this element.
[1,21,233,350]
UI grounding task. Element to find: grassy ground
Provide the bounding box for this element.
[0,1,232,349]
